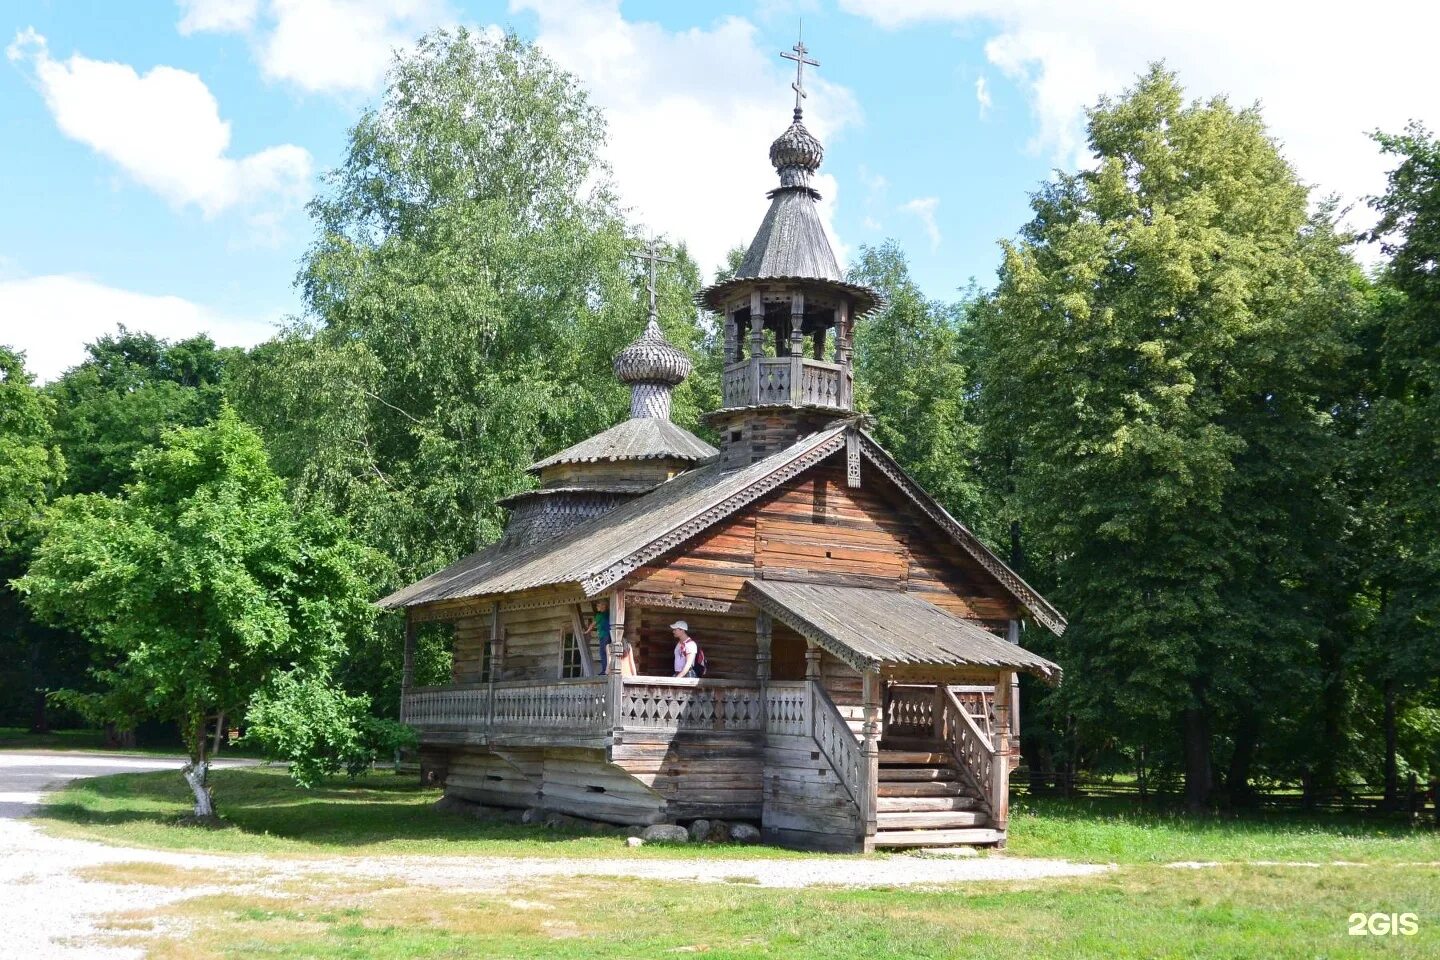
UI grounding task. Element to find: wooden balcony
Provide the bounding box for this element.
[722,357,845,408]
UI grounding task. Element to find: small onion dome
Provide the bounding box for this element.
[613,317,692,386]
[769,119,824,174]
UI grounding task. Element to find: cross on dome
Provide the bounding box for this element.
[780,27,819,121]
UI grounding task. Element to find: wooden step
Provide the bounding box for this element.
[876,810,988,830]
[876,795,981,813]
[872,828,1005,848]
[877,780,971,798]
[877,767,957,782]
[878,751,948,765]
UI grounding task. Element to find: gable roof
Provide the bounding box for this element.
[378,424,1066,636]
[528,417,717,472]
[743,580,1061,683]
[378,425,849,610]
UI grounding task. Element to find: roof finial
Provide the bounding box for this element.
[780,24,818,121]
[630,238,675,326]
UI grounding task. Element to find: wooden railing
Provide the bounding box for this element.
[721,358,844,408]
[491,678,608,731]
[402,684,491,726]
[402,678,608,736]
[619,677,765,732]
[764,681,808,736]
[939,686,999,822]
[810,683,868,812]
[885,684,936,739]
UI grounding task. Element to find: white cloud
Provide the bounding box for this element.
[902,196,942,249]
[974,73,991,119]
[516,0,863,276]
[838,0,1440,238]
[177,0,260,34]
[177,0,451,95]
[0,275,280,382]
[8,28,311,220]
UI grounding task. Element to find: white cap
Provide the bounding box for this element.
[670,620,689,632]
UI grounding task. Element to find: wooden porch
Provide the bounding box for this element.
[402,670,1016,851]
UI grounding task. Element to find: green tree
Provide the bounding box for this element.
[0,346,65,549]
[1362,124,1440,801]
[849,243,992,537]
[0,346,67,729]
[974,66,1361,807]
[16,408,383,816]
[232,28,710,588]
[46,328,233,496]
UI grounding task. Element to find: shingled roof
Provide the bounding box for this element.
[379,423,1067,638]
[744,580,1061,683]
[528,417,717,472]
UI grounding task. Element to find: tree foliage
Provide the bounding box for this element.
[974,65,1363,805]
[849,243,993,539]
[232,29,712,590]
[46,328,232,496]
[0,347,65,551]
[16,408,383,814]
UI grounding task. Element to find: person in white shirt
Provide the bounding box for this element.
[671,621,698,678]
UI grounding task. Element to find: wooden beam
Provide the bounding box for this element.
[400,611,416,721]
[571,604,596,677]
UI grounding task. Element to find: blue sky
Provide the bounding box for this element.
[3,1,1436,380]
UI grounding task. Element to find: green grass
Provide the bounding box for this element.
[38,766,815,859]
[40,765,1440,865]
[1005,795,1440,865]
[0,726,266,758]
[103,866,1440,959]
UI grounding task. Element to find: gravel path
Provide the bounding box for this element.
[0,750,1111,959]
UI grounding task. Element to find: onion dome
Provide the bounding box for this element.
[613,316,692,387]
[769,119,824,192]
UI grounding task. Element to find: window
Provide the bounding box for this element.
[560,630,585,679]
[479,634,493,683]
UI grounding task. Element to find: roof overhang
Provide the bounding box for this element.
[742,579,1061,685]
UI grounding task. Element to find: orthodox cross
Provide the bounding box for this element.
[780,28,819,118]
[630,239,674,319]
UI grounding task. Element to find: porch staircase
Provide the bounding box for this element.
[871,740,1003,848]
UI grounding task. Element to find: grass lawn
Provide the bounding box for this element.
[92,863,1439,959]
[38,766,815,860]
[39,765,1440,865]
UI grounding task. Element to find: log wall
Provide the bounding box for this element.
[626,455,1018,627]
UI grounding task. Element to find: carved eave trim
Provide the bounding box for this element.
[742,583,874,673]
[856,432,1068,637]
[581,429,849,596]
[623,592,743,614]
[406,587,587,623]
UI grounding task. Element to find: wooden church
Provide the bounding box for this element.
[380,47,1064,852]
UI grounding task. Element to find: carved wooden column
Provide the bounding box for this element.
[789,291,805,403]
[802,638,821,731]
[724,307,738,362]
[607,589,627,734]
[755,610,772,731]
[861,665,881,847]
[748,291,765,405]
[991,670,1013,834]
[485,602,501,734]
[400,611,416,722]
[1006,619,1022,747]
[835,300,853,408]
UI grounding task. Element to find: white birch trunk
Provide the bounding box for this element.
[182,759,214,818]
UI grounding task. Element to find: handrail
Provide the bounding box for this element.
[811,682,866,808]
[941,686,995,819]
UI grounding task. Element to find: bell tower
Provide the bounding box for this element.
[697,34,881,465]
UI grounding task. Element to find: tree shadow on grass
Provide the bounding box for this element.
[33,767,619,849]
